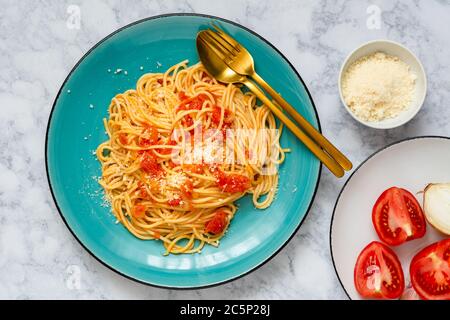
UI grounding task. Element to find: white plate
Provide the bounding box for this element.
[330,136,450,299]
[338,40,427,129]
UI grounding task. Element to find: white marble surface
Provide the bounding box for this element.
[1,0,449,299]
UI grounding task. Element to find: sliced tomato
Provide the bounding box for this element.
[178,91,188,101]
[157,139,177,155]
[189,94,208,110]
[132,204,146,218]
[118,133,128,145]
[177,93,207,111]
[410,239,450,300]
[182,114,194,128]
[372,187,426,246]
[167,197,182,207]
[138,124,158,147]
[180,178,194,199]
[205,210,228,235]
[354,241,405,299]
[211,106,233,125]
[211,106,222,124]
[215,170,250,193]
[140,151,161,176]
[137,181,149,199]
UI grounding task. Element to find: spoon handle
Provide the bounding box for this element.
[251,72,352,171]
[242,78,345,178]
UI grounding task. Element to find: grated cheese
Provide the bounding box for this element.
[342,52,416,122]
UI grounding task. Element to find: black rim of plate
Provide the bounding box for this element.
[45,13,322,290]
[329,135,450,299]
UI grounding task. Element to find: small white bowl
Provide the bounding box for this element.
[338,40,427,129]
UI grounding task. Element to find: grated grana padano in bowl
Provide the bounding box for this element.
[342,52,416,122]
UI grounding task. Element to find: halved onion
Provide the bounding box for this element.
[423,183,450,235]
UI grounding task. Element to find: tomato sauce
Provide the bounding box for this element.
[205,210,228,234]
[140,151,161,176]
[138,124,159,147]
[132,204,146,218]
[118,133,128,145]
[157,139,177,155]
[167,197,182,207]
[215,169,250,193]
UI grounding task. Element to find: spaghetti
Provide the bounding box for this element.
[96,60,287,254]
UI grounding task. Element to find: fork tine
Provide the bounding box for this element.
[204,29,238,57]
[200,31,233,60]
[198,33,227,61]
[211,23,241,52]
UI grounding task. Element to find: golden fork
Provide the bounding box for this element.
[197,31,345,177]
[205,24,352,172]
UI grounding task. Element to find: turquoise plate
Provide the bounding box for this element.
[46,14,321,288]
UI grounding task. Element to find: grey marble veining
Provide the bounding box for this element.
[0,0,449,299]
